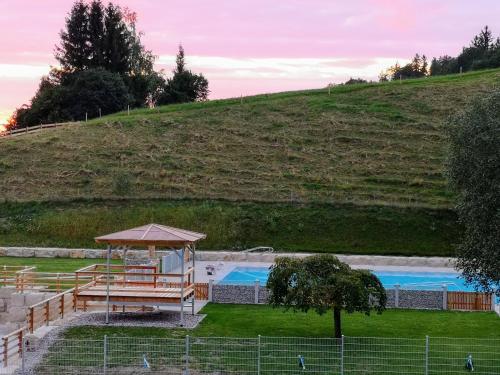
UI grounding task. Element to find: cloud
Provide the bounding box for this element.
[0,63,50,80]
[157,55,409,81]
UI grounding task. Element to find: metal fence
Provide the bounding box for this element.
[27,335,500,374]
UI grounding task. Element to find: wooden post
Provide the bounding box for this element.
[3,337,8,367]
[45,301,50,326]
[56,273,61,293]
[105,245,111,324]
[60,294,65,319]
[29,308,34,333]
[17,331,22,358]
[180,246,185,326]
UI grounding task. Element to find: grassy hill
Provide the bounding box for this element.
[1,69,499,254]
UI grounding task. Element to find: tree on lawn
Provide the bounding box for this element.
[446,91,500,294]
[267,254,386,338]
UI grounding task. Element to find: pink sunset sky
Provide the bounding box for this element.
[0,0,499,125]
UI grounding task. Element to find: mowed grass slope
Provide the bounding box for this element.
[2,69,499,207]
[1,70,498,254]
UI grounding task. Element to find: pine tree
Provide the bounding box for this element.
[158,45,209,104]
[56,1,90,71]
[104,4,130,74]
[175,45,186,74]
[472,25,493,51]
[88,0,105,68]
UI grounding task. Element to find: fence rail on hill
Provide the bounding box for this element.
[0,122,75,139]
[27,335,500,374]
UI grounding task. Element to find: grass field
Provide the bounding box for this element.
[37,305,500,374]
[0,200,459,255]
[0,256,119,272]
[2,69,499,255]
[64,304,500,339]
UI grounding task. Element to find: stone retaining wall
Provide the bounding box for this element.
[211,284,447,310]
[0,247,456,268]
[212,285,256,304]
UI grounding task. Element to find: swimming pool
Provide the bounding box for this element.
[218,266,478,292]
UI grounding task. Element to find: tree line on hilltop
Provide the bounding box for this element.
[10,0,209,129]
[344,26,500,85]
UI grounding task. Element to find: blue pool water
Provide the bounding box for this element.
[219,266,478,292]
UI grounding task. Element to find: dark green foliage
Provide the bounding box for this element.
[446,91,500,294]
[13,69,129,125]
[103,4,130,74]
[88,0,105,68]
[432,26,500,75]
[430,55,458,76]
[158,46,209,104]
[267,254,386,337]
[387,54,428,81]
[344,77,368,85]
[13,0,164,128]
[55,1,90,71]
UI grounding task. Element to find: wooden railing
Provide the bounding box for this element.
[13,271,82,293]
[448,291,494,311]
[0,266,36,291]
[161,282,209,300]
[0,122,74,139]
[27,289,76,333]
[1,326,26,368]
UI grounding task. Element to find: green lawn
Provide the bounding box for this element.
[64,303,500,339]
[0,256,119,272]
[39,304,500,375]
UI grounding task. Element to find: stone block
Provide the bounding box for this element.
[69,250,85,259]
[10,293,26,307]
[0,299,7,313]
[0,288,16,298]
[6,306,27,322]
[24,293,46,307]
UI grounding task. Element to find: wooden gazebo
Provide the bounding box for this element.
[74,224,206,325]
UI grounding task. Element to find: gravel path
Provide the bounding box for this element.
[15,311,206,375]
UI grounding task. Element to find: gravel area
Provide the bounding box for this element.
[66,310,206,328]
[15,310,205,375]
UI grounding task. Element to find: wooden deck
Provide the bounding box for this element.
[77,285,194,304]
[74,264,197,307]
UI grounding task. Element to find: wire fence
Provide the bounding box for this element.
[28,335,500,374]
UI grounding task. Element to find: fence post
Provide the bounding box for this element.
[45,301,50,326]
[21,333,26,374]
[340,335,344,375]
[257,335,261,375]
[208,279,213,302]
[394,284,400,308]
[3,337,7,367]
[442,285,448,310]
[185,335,190,374]
[491,293,496,311]
[254,280,260,304]
[103,335,108,375]
[425,335,429,375]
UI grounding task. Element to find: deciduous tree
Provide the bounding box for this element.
[446,91,500,294]
[267,254,386,338]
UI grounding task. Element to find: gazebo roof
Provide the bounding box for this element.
[95,223,206,247]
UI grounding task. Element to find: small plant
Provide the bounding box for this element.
[112,173,133,196]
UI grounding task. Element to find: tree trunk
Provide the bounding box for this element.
[333,307,342,338]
